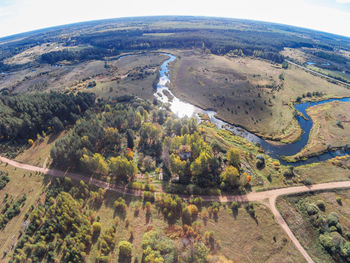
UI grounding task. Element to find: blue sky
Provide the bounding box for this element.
[0,0,350,38]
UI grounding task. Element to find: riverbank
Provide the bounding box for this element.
[156,52,350,166]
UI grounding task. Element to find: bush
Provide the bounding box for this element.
[231,201,239,211]
[302,178,312,185]
[336,196,342,205]
[256,155,265,169]
[306,203,319,216]
[316,200,325,211]
[245,203,255,218]
[327,212,339,227]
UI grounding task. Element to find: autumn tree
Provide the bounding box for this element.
[227,147,240,168]
[81,153,109,177]
[118,241,133,263]
[220,166,240,188]
[109,156,137,182]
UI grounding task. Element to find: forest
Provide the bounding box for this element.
[0,92,95,143]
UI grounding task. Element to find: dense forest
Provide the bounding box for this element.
[0,92,95,143]
[49,96,250,193]
[1,16,350,69]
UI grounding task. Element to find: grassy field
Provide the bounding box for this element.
[0,53,167,101]
[0,160,306,263]
[277,189,350,263]
[168,50,350,143]
[0,164,47,257]
[294,155,350,184]
[289,101,350,160]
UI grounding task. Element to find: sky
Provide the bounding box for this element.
[0,0,350,38]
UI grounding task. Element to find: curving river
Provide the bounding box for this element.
[153,54,350,166]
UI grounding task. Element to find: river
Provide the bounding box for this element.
[152,54,350,166]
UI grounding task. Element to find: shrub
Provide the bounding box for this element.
[327,212,339,227]
[306,203,319,216]
[336,196,342,205]
[231,201,239,211]
[302,178,312,185]
[316,200,325,211]
[256,155,265,169]
[245,203,255,218]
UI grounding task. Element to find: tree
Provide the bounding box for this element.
[51,117,64,133]
[226,147,240,168]
[118,241,133,263]
[126,129,134,149]
[92,222,102,237]
[220,166,240,188]
[109,156,137,182]
[81,153,109,177]
[104,127,121,150]
[169,154,187,181]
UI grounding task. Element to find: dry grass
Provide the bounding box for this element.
[15,132,64,167]
[278,189,350,263]
[0,164,47,257]
[294,155,350,184]
[203,202,306,263]
[1,53,168,101]
[291,101,350,159]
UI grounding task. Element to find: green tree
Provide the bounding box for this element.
[220,166,240,188]
[81,153,109,176]
[118,241,133,263]
[169,154,187,181]
[109,156,137,182]
[226,147,240,168]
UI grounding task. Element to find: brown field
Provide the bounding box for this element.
[0,53,167,101]
[294,155,350,184]
[168,50,350,143]
[290,101,350,159]
[277,189,350,263]
[3,43,67,65]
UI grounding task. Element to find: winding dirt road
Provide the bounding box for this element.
[2,155,350,262]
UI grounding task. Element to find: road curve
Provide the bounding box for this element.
[3,155,350,263]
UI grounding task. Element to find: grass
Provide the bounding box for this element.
[277,189,350,263]
[15,132,64,167]
[168,50,350,143]
[1,52,168,100]
[0,164,47,257]
[0,160,306,262]
[201,202,306,262]
[86,53,168,101]
[288,101,350,160]
[294,156,350,184]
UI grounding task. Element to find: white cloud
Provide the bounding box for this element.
[0,0,350,38]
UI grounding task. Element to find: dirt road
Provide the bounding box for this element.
[3,155,350,262]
